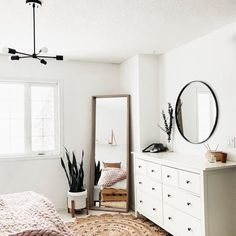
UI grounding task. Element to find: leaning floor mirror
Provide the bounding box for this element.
[89,95,130,212]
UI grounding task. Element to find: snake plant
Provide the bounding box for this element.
[94,160,101,185]
[60,147,85,192]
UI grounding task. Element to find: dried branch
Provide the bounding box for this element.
[157,124,167,133]
[158,103,174,142]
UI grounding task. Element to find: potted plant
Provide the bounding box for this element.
[93,160,101,203]
[158,103,174,151]
[61,148,87,211]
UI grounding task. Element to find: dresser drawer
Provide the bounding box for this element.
[162,166,178,186]
[136,175,147,189]
[146,179,162,200]
[180,190,201,219]
[163,185,201,219]
[145,197,163,224]
[163,204,182,235]
[136,190,146,213]
[146,162,162,182]
[136,175,162,200]
[180,213,202,236]
[163,185,181,208]
[135,158,146,175]
[179,170,200,195]
[164,204,202,236]
[137,191,163,225]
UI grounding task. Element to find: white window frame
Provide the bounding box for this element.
[0,79,62,160]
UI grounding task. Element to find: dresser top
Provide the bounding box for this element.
[133,152,236,172]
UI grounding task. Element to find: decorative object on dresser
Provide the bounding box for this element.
[205,151,227,163]
[142,143,167,153]
[66,213,169,236]
[204,143,228,163]
[89,95,130,212]
[175,81,218,144]
[134,152,236,236]
[61,148,88,217]
[158,103,174,151]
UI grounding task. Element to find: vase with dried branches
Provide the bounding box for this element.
[158,103,174,151]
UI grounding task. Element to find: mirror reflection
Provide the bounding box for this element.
[90,96,129,212]
[176,81,218,144]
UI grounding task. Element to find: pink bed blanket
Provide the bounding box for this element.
[0,191,73,236]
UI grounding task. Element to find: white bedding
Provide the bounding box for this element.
[98,168,127,188]
[0,191,73,236]
[101,179,127,189]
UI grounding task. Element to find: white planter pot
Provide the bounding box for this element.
[68,189,87,210]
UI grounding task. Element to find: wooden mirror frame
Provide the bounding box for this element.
[89,94,130,212]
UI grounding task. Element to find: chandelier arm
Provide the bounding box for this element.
[37,55,57,59]
[18,56,32,59]
[36,57,47,65]
[33,3,36,54]
[16,51,31,56]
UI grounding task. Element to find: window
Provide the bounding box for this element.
[0,81,60,157]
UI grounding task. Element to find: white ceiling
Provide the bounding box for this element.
[0,0,236,64]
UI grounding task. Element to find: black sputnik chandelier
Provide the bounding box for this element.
[3,0,63,65]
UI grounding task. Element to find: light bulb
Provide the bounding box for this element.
[40,47,48,53]
[2,47,9,54]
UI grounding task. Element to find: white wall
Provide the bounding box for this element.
[119,56,140,152]
[119,54,159,208]
[0,57,121,209]
[138,55,160,149]
[119,54,159,152]
[157,22,236,160]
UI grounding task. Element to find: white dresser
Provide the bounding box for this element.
[134,152,236,236]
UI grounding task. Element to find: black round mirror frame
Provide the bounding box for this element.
[175,80,219,144]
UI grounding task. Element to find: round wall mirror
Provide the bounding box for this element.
[175,81,218,144]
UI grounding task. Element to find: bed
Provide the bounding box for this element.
[100,179,127,202]
[97,167,127,202]
[0,191,73,236]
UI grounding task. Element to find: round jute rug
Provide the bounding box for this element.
[66,214,170,236]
